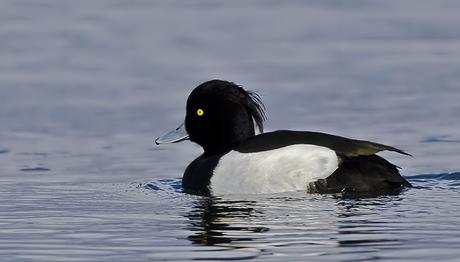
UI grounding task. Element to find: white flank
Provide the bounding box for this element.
[210,144,339,195]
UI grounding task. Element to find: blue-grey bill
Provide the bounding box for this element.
[155,122,189,145]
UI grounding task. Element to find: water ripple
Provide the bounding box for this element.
[139,178,182,192]
[421,135,460,143]
[0,149,10,155]
[408,172,460,180]
[19,166,51,172]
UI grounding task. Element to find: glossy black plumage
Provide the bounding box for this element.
[184,80,266,156]
[310,154,412,195]
[236,130,411,156]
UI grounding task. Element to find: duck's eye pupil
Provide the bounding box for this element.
[197,109,204,116]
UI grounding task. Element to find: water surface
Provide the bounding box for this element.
[1,0,460,261]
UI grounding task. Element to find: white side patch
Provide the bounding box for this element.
[210,145,339,195]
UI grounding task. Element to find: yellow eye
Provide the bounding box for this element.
[196,108,204,116]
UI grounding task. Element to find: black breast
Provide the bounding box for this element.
[182,154,222,195]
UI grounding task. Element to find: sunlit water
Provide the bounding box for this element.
[1,0,460,261]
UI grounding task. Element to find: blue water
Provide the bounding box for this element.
[1,0,460,261]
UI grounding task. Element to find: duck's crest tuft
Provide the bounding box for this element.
[245,90,266,133]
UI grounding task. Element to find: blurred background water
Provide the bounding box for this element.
[0,0,459,261]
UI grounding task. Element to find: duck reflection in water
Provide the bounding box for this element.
[184,192,408,250]
[334,194,405,247]
[186,197,269,246]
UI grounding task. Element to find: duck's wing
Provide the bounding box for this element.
[236,130,410,157]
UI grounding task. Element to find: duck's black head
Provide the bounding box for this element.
[156,80,266,156]
[185,80,265,154]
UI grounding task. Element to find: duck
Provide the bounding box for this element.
[155,79,412,196]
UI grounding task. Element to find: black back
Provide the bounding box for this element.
[236,130,410,157]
